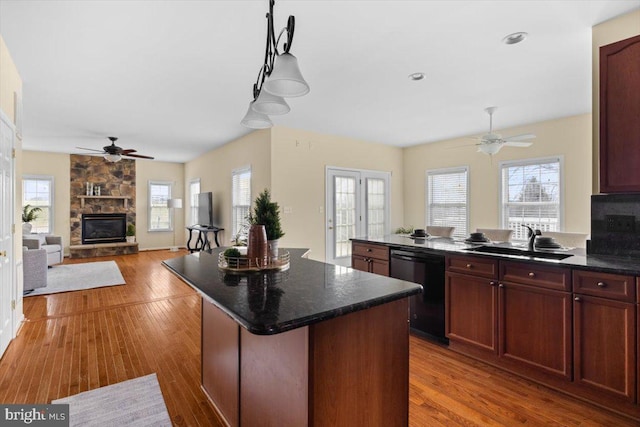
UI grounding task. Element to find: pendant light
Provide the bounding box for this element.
[240,0,309,129]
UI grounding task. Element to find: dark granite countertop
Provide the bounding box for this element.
[352,235,640,276]
[162,248,422,335]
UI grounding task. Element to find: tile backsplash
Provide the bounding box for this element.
[590,194,640,257]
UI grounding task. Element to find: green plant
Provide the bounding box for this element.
[394,226,414,234]
[22,205,42,223]
[224,247,242,268]
[248,189,284,241]
[126,223,136,236]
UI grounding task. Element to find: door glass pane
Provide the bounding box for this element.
[334,176,356,258]
[367,178,385,238]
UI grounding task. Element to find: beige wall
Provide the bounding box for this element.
[21,151,71,253]
[21,152,183,252]
[591,9,640,193]
[136,160,185,250]
[184,130,271,246]
[271,126,404,261]
[403,114,592,236]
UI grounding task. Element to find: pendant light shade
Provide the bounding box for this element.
[263,53,310,98]
[241,102,273,129]
[104,153,122,162]
[251,90,290,115]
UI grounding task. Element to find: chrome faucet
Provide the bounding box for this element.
[521,225,541,251]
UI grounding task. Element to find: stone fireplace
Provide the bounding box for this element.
[82,213,126,244]
[69,155,138,258]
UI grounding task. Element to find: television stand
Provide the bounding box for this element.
[186,225,224,252]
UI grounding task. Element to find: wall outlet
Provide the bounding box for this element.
[605,214,636,232]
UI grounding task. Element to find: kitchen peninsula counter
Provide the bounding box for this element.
[163,248,422,427]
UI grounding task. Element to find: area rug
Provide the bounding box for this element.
[25,261,125,296]
[52,373,172,427]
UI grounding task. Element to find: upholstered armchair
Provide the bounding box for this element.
[22,235,63,266]
[23,247,47,292]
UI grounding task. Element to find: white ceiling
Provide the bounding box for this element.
[1,0,639,163]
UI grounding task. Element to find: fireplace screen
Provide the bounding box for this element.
[82,213,127,244]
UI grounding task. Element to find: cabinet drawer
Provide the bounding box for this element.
[573,270,635,302]
[446,255,498,279]
[500,261,570,291]
[352,243,389,261]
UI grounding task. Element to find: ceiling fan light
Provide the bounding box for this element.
[478,144,501,155]
[104,153,122,162]
[251,90,291,115]
[263,53,310,98]
[241,102,273,129]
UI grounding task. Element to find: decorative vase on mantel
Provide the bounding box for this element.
[22,222,32,235]
[247,224,268,268]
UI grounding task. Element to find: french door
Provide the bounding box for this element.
[325,167,390,265]
[0,110,15,357]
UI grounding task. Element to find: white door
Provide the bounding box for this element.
[0,111,15,357]
[325,168,390,266]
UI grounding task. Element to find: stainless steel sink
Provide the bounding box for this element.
[465,245,573,261]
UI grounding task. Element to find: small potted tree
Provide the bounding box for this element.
[126,223,136,243]
[22,204,42,234]
[248,189,284,261]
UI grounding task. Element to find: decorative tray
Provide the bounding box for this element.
[218,250,290,273]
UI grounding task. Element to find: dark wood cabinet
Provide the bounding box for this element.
[445,270,498,353]
[498,282,572,380]
[599,35,640,193]
[351,242,389,276]
[573,271,637,403]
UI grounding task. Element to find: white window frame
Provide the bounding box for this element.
[499,156,564,241]
[189,178,201,226]
[22,174,54,234]
[425,166,469,238]
[231,166,252,240]
[148,180,173,232]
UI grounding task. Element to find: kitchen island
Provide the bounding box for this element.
[162,248,422,427]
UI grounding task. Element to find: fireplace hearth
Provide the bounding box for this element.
[82,213,127,244]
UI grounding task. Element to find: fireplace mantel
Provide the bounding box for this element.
[78,195,131,208]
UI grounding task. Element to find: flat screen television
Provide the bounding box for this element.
[197,192,215,228]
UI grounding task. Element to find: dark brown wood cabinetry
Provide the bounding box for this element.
[573,270,637,403]
[499,261,572,380]
[445,256,498,353]
[352,242,389,276]
[599,35,640,193]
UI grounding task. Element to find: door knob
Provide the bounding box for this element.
[0,251,6,257]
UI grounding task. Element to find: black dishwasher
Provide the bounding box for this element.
[390,248,447,343]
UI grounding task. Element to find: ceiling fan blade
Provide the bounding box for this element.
[76,146,105,153]
[123,153,154,159]
[504,141,533,147]
[121,149,137,155]
[503,133,536,142]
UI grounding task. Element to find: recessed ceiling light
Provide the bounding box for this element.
[408,72,425,81]
[502,32,528,45]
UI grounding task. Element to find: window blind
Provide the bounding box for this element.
[232,167,251,238]
[427,167,468,238]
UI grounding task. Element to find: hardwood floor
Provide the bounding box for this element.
[0,250,637,426]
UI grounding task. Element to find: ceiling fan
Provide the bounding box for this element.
[474,107,535,155]
[76,136,154,162]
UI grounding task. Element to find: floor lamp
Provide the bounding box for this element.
[168,198,183,252]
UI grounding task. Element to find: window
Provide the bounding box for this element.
[426,167,468,238]
[23,175,54,234]
[189,178,201,225]
[366,177,387,239]
[500,157,562,240]
[148,181,172,231]
[232,167,251,239]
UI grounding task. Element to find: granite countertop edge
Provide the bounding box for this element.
[351,236,640,276]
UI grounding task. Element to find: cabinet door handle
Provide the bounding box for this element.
[597,281,606,287]
[366,248,372,252]
[574,296,581,302]
[528,272,535,278]
[489,281,496,286]
[466,263,472,269]
[498,284,505,288]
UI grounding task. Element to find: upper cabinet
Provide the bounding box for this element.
[599,35,640,193]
